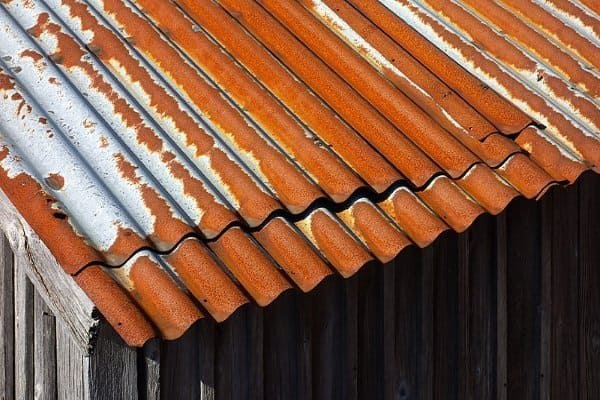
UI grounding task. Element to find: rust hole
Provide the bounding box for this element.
[52,212,67,220]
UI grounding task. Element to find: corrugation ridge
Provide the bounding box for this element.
[178,0,444,188]
[15,4,243,238]
[167,0,407,194]
[417,0,600,134]
[32,0,286,226]
[68,151,565,271]
[0,0,598,346]
[378,0,600,168]
[346,0,533,136]
[499,0,600,72]
[126,0,371,203]
[80,0,329,214]
[300,0,500,141]
[455,0,600,101]
[538,0,600,43]
[255,0,484,179]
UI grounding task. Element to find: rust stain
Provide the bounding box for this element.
[515,127,588,183]
[135,0,366,202]
[83,0,323,213]
[253,218,333,292]
[418,177,485,233]
[209,228,291,306]
[74,266,155,346]
[177,0,441,187]
[126,255,203,340]
[298,209,373,278]
[115,153,192,250]
[347,0,532,135]
[44,172,64,190]
[0,0,597,347]
[165,239,248,322]
[379,189,449,248]
[339,201,412,263]
[236,0,483,178]
[0,146,102,274]
[54,0,284,225]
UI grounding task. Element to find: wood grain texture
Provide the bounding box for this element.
[33,290,57,400]
[263,290,311,400]
[197,319,215,400]
[578,172,600,400]
[0,190,98,352]
[56,320,88,400]
[357,263,384,400]
[14,258,34,400]
[495,213,508,400]
[505,198,542,399]
[390,247,421,400]
[548,184,580,399]
[139,340,160,400]
[457,216,497,399]
[216,304,264,400]
[431,232,460,400]
[88,322,138,400]
[0,235,14,400]
[160,322,201,400]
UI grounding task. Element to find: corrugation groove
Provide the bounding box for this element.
[0,0,598,346]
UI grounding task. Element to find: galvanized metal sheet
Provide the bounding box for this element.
[0,0,597,345]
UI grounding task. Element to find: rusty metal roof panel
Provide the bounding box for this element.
[0,0,598,346]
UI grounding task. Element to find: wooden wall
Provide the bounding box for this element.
[1,172,598,400]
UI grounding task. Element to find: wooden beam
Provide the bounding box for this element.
[0,235,15,399]
[14,259,34,400]
[33,289,57,400]
[0,189,99,353]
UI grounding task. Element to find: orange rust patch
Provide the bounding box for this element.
[128,256,203,340]
[309,210,373,277]
[209,228,291,306]
[165,239,249,322]
[0,148,101,273]
[74,266,156,346]
[44,172,64,190]
[20,49,43,62]
[254,218,333,292]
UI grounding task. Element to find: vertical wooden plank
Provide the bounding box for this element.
[391,247,421,400]
[139,340,160,400]
[198,319,215,400]
[457,216,497,399]
[263,290,311,400]
[548,184,580,399]
[579,172,600,400]
[505,198,542,399]
[539,192,553,400]
[33,290,57,400]
[496,213,508,400]
[342,275,358,400]
[14,258,34,400]
[431,233,460,400]
[160,322,201,400]
[383,260,396,400]
[311,275,357,400]
[88,322,138,400]
[357,263,384,400]
[0,235,14,400]
[419,245,434,400]
[216,304,263,400]
[56,320,88,400]
[311,278,338,400]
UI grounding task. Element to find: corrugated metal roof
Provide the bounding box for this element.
[0,0,597,346]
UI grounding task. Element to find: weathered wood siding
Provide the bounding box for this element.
[0,173,598,400]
